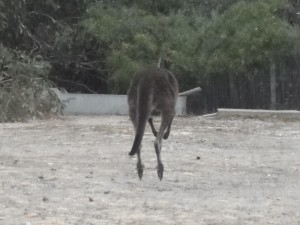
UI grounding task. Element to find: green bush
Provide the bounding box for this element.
[0,46,62,122]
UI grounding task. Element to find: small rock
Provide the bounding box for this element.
[42,197,49,202]
[38,176,44,180]
[104,191,110,194]
[88,197,94,202]
[196,156,201,160]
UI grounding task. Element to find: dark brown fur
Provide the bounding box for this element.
[127,67,178,180]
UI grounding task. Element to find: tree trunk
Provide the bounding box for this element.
[270,62,276,110]
[279,62,286,109]
[229,73,238,108]
[249,70,257,108]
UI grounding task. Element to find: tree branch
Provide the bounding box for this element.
[27,11,57,24]
[55,77,98,94]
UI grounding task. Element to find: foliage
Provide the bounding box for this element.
[0,46,62,122]
[198,0,297,75]
[81,4,205,93]
[80,0,298,93]
[1,0,300,116]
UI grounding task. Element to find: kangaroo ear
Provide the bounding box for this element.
[162,58,172,70]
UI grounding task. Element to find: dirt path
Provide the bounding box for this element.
[0,115,300,225]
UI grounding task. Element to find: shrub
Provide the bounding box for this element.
[0,46,62,122]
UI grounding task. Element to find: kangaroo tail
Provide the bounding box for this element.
[129,84,152,156]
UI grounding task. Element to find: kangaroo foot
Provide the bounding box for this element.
[157,163,164,181]
[163,132,169,140]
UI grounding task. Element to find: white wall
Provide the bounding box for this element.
[52,88,187,116]
[217,108,300,120]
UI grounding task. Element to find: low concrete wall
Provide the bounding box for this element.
[52,88,187,116]
[217,108,300,120]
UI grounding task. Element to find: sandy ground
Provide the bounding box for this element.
[0,115,300,225]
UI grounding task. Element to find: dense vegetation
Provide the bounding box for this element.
[1,0,300,120]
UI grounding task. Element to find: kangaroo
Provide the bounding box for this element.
[127,67,178,180]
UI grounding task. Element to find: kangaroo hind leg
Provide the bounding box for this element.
[163,116,174,140]
[148,117,158,137]
[137,145,144,180]
[154,112,173,180]
[129,103,144,179]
